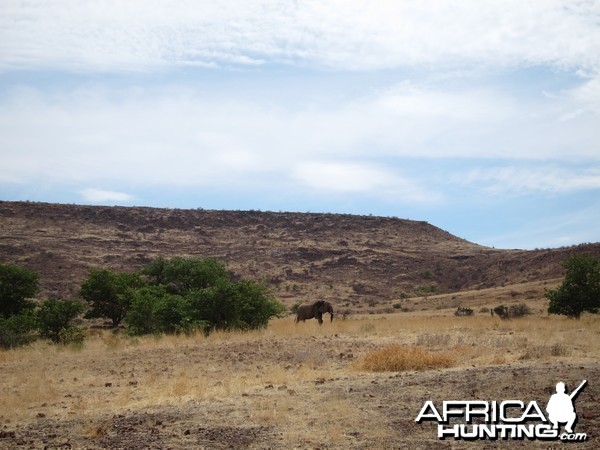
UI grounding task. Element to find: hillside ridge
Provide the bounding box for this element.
[1,201,599,310]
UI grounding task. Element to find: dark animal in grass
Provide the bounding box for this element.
[294,300,334,325]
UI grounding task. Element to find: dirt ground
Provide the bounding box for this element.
[1,312,599,449]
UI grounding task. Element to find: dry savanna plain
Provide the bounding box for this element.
[1,202,600,449]
[1,294,599,449]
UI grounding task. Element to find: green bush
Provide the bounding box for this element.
[37,299,85,344]
[125,286,166,335]
[80,257,284,336]
[126,286,208,335]
[0,312,37,349]
[188,280,241,332]
[80,269,144,327]
[546,254,600,319]
[229,279,285,330]
[142,257,229,294]
[0,263,39,318]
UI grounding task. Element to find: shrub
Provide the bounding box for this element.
[415,285,437,296]
[126,277,283,335]
[125,287,159,335]
[37,299,85,344]
[0,312,37,349]
[80,269,144,327]
[493,304,531,319]
[359,345,455,372]
[0,263,39,318]
[58,326,86,346]
[546,254,600,319]
[493,305,509,319]
[508,303,531,318]
[142,257,229,294]
[232,279,285,330]
[187,279,283,333]
[455,307,474,316]
[116,257,285,335]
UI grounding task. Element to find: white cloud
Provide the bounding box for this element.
[292,161,439,203]
[1,0,599,73]
[457,166,600,195]
[0,80,599,195]
[80,188,134,204]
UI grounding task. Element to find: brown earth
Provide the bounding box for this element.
[1,201,599,313]
[1,313,599,449]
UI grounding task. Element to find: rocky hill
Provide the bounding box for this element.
[1,201,599,311]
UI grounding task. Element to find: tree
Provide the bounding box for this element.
[80,269,144,327]
[36,299,85,344]
[187,278,284,332]
[125,286,166,335]
[232,279,285,329]
[0,263,39,318]
[125,257,285,335]
[142,257,229,295]
[126,286,204,335]
[546,254,600,319]
[187,280,241,332]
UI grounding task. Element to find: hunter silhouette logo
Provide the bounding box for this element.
[546,380,586,434]
[416,380,588,442]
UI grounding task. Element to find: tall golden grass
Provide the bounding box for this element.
[358,345,456,372]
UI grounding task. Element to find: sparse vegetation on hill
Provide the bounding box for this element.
[1,201,599,314]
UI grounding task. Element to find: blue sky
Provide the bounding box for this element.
[1,1,599,250]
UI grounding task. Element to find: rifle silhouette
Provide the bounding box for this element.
[569,380,587,400]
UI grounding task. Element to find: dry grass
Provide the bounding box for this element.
[1,310,599,448]
[357,345,456,372]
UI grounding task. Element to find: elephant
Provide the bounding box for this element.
[294,300,334,324]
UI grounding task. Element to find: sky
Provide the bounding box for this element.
[1,1,599,250]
